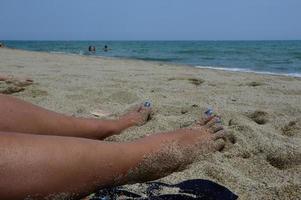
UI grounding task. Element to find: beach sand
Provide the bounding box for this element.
[0,48,300,199]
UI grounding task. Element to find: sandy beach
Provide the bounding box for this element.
[0,47,300,199]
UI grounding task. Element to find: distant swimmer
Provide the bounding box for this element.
[88,46,96,52]
[103,45,112,52]
[0,42,4,48]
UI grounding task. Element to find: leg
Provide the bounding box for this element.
[0,74,8,81]
[0,94,151,139]
[0,116,225,200]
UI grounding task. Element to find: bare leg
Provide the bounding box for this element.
[0,94,152,140]
[0,75,8,81]
[0,116,225,200]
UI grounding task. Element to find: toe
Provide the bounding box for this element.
[197,115,215,126]
[212,130,227,140]
[140,106,152,121]
[211,124,224,133]
[205,116,221,128]
[213,139,225,151]
[133,103,153,125]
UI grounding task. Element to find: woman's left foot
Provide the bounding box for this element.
[119,104,153,127]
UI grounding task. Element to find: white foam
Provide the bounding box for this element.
[49,51,68,54]
[195,66,301,78]
[49,51,87,57]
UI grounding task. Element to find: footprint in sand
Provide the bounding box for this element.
[168,77,204,86]
[272,184,301,199]
[159,104,201,117]
[0,77,34,95]
[226,132,237,145]
[0,86,25,94]
[247,110,269,125]
[108,90,138,104]
[5,78,33,87]
[266,150,301,170]
[281,119,301,137]
[245,81,265,87]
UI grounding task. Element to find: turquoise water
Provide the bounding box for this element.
[3,40,301,77]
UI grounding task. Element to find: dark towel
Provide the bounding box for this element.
[89,179,238,200]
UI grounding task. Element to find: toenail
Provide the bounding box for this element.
[144,101,152,108]
[204,108,213,117]
[215,117,222,124]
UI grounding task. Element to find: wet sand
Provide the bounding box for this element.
[0,48,300,199]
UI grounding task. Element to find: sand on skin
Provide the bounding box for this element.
[0,48,301,199]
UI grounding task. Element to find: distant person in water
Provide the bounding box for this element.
[103,45,112,52]
[0,94,226,199]
[0,42,4,48]
[88,46,96,52]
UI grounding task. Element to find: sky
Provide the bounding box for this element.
[0,0,300,40]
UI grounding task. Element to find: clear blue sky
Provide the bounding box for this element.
[0,0,300,40]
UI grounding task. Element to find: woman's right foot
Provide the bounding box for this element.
[175,115,227,154]
[129,114,228,181]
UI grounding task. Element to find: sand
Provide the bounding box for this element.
[0,48,300,199]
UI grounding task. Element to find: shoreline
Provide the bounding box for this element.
[195,65,301,78]
[3,46,301,79]
[0,47,301,199]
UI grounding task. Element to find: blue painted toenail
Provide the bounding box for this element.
[144,101,152,108]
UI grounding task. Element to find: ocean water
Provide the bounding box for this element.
[3,40,301,77]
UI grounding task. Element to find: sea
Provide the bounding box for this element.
[2,40,301,77]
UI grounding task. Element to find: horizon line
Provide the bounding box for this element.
[2,39,301,42]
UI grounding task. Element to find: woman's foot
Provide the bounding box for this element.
[127,114,227,182]
[159,114,227,162]
[187,115,226,152]
[95,104,153,139]
[118,104,153,127]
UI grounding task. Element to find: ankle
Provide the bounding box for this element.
[107,120,124,135]
[89,119,120,139]
[118,116,137,128]
[103,118,134,136]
